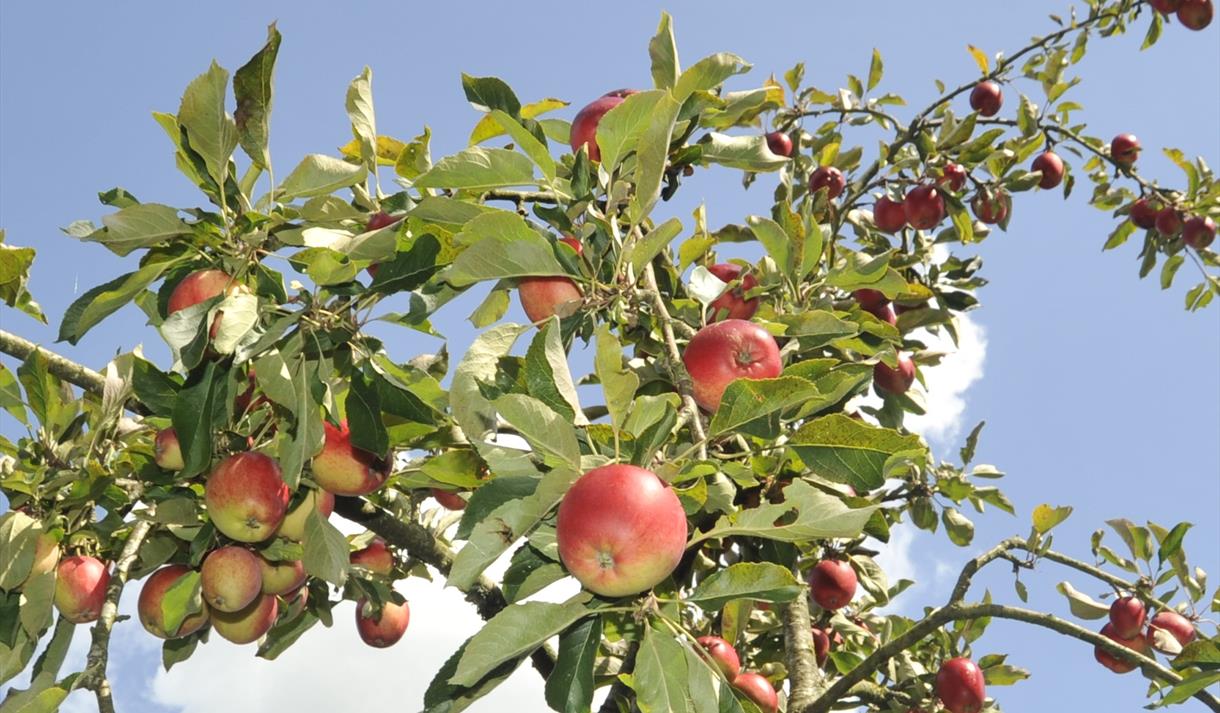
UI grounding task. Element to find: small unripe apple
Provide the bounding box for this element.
[1111,133,1141,166]
[696,635,741,679]
[431,489,467,511]
[355,598,410,648]
[311,420,391,497]
[205,452,291,543]
[873,196,908,233]
[258,556,306,596]
[138,564,209,639]
[682,319,783,412]
[54,555,110,624]
[1109,596,1146,639]
[808,559,858,611]
[201,545,263,613]
[765,131,794,158]
[210,593,278,645]
[936,657,987,713]
[903,185,946,230]
[1095,621,1151,673]
[971,191,1009,225]
[570,89,637,162]
[874,355,917,395]
[1177,0,1214,29]
[518,276,583,324]
[969,81,1003,117]
[706,263,761,321]
[154,428,184,470]
[1151,0,1184,12]
[1155,208,1183,236]
[731,672,778,713]
[1031,151,1065,189]
[556,464,688,598]
[1146,610,1197,651]
[809,166,847,199]
[1183,216,1216,249]
[940,163,968,192]
[275,488,335,542]
[350,537,395,576]
[1129,198,1161,229]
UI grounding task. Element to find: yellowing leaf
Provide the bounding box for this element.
[468,98,568,145]
[967,44,990,74]
[1032,503,1073,534]
[339,135,406,166]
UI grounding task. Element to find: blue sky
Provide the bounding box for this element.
[1,1,1217,711]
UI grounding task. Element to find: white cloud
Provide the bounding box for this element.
[904,312,987,447]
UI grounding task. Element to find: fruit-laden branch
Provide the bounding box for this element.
[0,329,148,416]
[76,519,153,713]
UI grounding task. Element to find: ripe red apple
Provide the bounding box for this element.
[706,263,760,321]
[809,166,847,199]
[863,302,896,326]
[518,276,583,324]
[1151,0,1184,12]
[874,355,917,395]
[853,289,888,310]
[1129,198,1162,229]
[431,489,467,511]
[350,537,395,576]
[873,196,908,233]
[1183,216,1216,249]
[154,428,184,470]
[1111,133,1141,166]
[355,598,410,648]
[697,635,741,679]
[210,592,278,645]
[1178,0,1214,29]
[765,131,794,158]
[808,559,858,611]
[259,556,306,596]
[311,420,391,496]
[275,488,335,542]
[366,211,399,232]
[1155,208,1183,236]
[904,185,946,230]
[205,452,291,543]
[731,672,778,713]
[556,464,688,598]
[971,191,1009,225]
[1031,151,1065,189]
[940,163,968,192]
[54,555,110,624]
[811,626,843,667]
[969,81,1003,117]
[936,657,987,713]
[1146,610,1198,651]
[138,564,209,639]
[1109,596,1146,639]
[682,320,782,412]
[166,269,243,340]
[201,545,263,613]
[1095,621,1151,673]
[569,89,637,162]
[558,235,583,254]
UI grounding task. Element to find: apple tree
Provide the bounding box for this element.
[1,0,1218,711]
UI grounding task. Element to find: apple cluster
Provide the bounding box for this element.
[1094,595,1198,674]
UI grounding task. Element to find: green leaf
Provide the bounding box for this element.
[256,610,318,661]
[695,480,879,544]
[346,67,377,171]
[302,508,348,586]
[0,235,44,324]
[709,377,821,437]
[178,61,238,192]
[490,110,556,184]
[415,147,536,191]
[524,319,583,423]
[1160,254,1184,290]
[345,370,388,456]
[596,90,665,172]
[595,324,639,437]
[634,626,694,713]
[1103,219,1136,250]
[982,663,1030,685]
[0,511,38,591]
[959,421,985,465]
[233,23,280,170]
[688,563,802,610]
[469,98,565,146]
[628,93,682,223]
[942,507,974,546]
[1056,581,1110,620]
[57,257,182,344]
[493,394,580,469]
[699,133,790,171]
[1151,671,1220,708]
[1157,522,1192,564]
[159,570,203,637]
[867,48,884,91]
[277,352,325,489]
[171,361,221,477]
[544,617,602,713]
[131,356,180,417]
[424,638,521,712]
[15,352,67,436]
[629,217,683,275]
[502,545,566,604]
[460,74,521,116]
[446,220,567,287]
[450,596,590,687]
[789,414,925,490]
[747,216,789,278]
[451,324,527,448]
[648,12,680,90]
[1032,503,1073,534]
[673,53,751,101]
[0,673,69,713]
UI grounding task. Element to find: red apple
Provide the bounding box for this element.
[355,598,410,648]
[205,452,291,543]
[201,545,263,613]
[1151,0,1184,12]
[166,269,243,340]
[556,464,688,598]
[210,592,278,645]
[1109,596,1146,639]
[350,537,395,576]
[1178,0,1214,29]
[569,89,637,162]
[874,355,917,395]
[873,197,908,233]
[1155,208,1183,236]
[138,564,209,639]
[366,212,399,232]
[969,81,1003,117]
[936,657,987,713]
[706,263,760,321]
[54,555,110,624]
[275,488,335,542]
[1096,621,1151,673]
[682,320,782,412]
[853,289,888,310]
[808,559,858,611]
[971,191,1009,225]
[311,420,391,497]
[696,635,741,679]
[940,163,968,192]
[259,556,306,596]
[431,489,467,511]
[809,166,847,199]
[731,672,778,713]
[559,235,583,254]
[765,131,793,158]
[903,185,946,230]
[1146,610,1197,651]
[154,428,184,470]
[1129,198,1162,229]
[1111,133,1141,166]
[1031,151,1065,189]
[1183,216,1216,248]
[233,369,260,415]
[865,303,897,326]
[518,276,583,324]
[811,626,843,667]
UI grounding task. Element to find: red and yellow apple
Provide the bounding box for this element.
[201,545,263,613]
[682,319,782,412]
[275,488,335,542]
[138,564,209,639]
[166,269,244,340]
[1111,133,1141,166]
[706,263,760,321]
[569,89,637,162]
[54,555,110,624]
[210,592,278,645]
[1129,198,1161,229]
[355,598,411,648]
[809,166,846,199]
[1177,0,1214,29]
[1146,610,1197,652]
[311,421,391,497]
[430,489,467,511]
[259,556,306,596]
[518,276,583,324]
[205,452,290,543]
[350,537,395,576]
[1183,216,1215,249]
[154,428,184,471]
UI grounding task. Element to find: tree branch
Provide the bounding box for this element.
[481,189,560,204]
[781,585,819,711]
[0,328,148,416]
[641,263,708,459]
